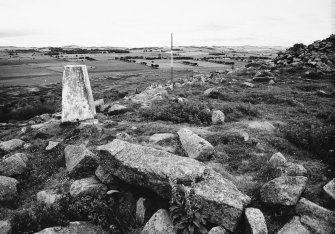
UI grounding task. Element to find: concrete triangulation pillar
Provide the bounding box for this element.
[61,65,96,122]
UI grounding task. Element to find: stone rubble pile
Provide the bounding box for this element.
[274,34,335,73]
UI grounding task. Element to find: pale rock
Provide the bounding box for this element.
[61,65,96,122]
[34,221,108,234]
[208,226,227,234]
[212,110,225,124]
[268,152,287,168]
[260,176,308,206]
[107,104,128,115]
[0,153,28,176]
[177,128,214,161]
[277,216,312,234]
[136,197,153,225]
[0,139,24,154]
[64,144,98,177]
[37,190,63,205]
[149,133,176,144]
[45,141,60,151]
[141,209,175,234]
[0,175,19,202]
[245,208,268,234]
[296,197,335,234]
[242,82,255,88]
[323,178,335,200]
[0,220,11,234]
[98,139,250,231]
[69,177,107,198]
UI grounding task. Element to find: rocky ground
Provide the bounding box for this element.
[0,36,334,234]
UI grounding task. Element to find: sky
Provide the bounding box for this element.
[0,0,333,47]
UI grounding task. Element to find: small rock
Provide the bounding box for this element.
[242,82,255,88]
[316,90,330,97]
[177,128,214,161]
[260,176,308,206]
[208,226,227,234]
[107,104,128,115]
[0,139,25,155]
[212,110,225,124]
[245,208,268,234]
[149,133,176,144]
[296,197,335,234]
[64,144,98,177]
[95,165,116,184]
[69,177,107,198]
[116,132,131,141]
[23,143,32,149]
[204,87,221,98]
[0,175,19,202]
[102,120,118,128]
[0,153,28,176]
[39,113,51,121]
[268,80,275,85]
[136,197,153,225]
[323,178,335,200]
[253,77,273,82]
[268,152,287,168]
[45,141,60,151]
[277,216,312,234]
[276,162,307,177]
[35,221,108,234]
[141,209,176,234]
[37,190,63,205]
[0,220,11,234]
[94,99,104,110]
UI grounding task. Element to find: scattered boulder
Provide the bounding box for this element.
[323,178,335,200]
[242,82,255,88]
[31,119,62,137]
[69,176,107,198]
[0,175,19,202]
[45,141,60,151]
[268,152,287,168]
[245,208,268,234]
[35,221,108,234]
[107,104,128,115]
[37,190,63,206]
[275,162,307,177]
[0,153,28,177]
[177,128,214,161]
[204,87,221,98]
[277,216,312,234]
[94,99,104,112]
[247,121,275,132]
[130,86,168,107]
[64,144,98,177]
[260,176,308,206]
[95,165,116,185]
[116,132,131,141]
[212,110,225,124]
[39,113,51,122]
[0,220,11,234]
[98,139,250,231]
[0,139,24,155]
[207,226,227,234]
[141,209,175,234]
[296,197,335,234]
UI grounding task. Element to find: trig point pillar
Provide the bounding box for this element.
[61,65,96,122]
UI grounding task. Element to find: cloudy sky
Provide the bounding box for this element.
[0,0,333,47]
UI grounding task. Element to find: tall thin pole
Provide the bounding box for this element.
[171,33,174,86]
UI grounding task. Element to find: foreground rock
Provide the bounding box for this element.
[149,133,176,144]
[296,197,335,234]
[45,141,60,151]
[35,221,108,234]
[260,176,307,205]
[98,140,250,231]
[61,65,96,122]
[141,209,175,234]
[0,139,24,155]
[323,178,335,200]
[95,165,116,185]
[268,152,307,177]
[277,216,312,234]
[177,128,214,161]
[245,208,268,234]
[0,176,19,202]
[0,153,28,176]
[64,144,98,177]
[70,177,107,198]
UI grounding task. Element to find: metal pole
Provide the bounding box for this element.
[171,33,174,86]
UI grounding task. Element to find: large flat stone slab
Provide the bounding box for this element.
[61,65,96,122]
[98,139,250,231]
